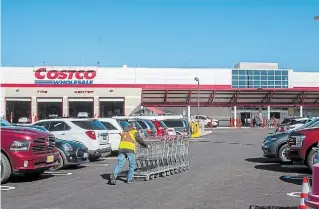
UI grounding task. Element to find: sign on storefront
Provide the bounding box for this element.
[34,68,96,85]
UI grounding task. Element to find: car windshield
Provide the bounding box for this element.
[297,119,319,130]
[71,120,107,130]
[1,119,12,127]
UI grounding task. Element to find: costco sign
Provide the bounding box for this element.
[34,68,96,85]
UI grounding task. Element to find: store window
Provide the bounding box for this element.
[232,69,289,89]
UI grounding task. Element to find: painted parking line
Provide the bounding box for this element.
[1,186,15,191]
[83,163,109,167]
[44,171,73,176]
[287,192,301,198]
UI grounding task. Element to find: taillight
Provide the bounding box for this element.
[184,127,187,132]
[85,130,96,140]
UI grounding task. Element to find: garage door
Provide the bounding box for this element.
[6,98,31,102]
[99,98,124,102]
[37,98,63,102]
[68,98,94,102]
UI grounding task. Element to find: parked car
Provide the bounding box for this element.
[278,118,310,133]
[161,119,188,137]
[1,118,59,184]
[114,118,148,138]
[98,118,123,152]
[275,117,297,132]
[312,143,319,165]
[262,118,319,163]
[191,115,219,128]
[33,118,111,162]
[28,125,89,170]
[151,120,176,136]
[182,119,191,137]
[287,125,319,171]
[135,119,157,136]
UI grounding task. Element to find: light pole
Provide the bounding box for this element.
[194,77,200,124]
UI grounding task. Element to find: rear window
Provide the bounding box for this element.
[145,120,156,129]
[137,120,148,129]
[71,120,106,130]
[289,120,308,125]
[281,119,292,125]
[163,120,184,127]
[100,121,118,130]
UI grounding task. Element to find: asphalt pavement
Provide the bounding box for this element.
[1,128,311,209]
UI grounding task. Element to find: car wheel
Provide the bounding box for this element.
[50,152,64,171]
[307,149,316,172]
[1,153,12,184]
[278,144,291,163]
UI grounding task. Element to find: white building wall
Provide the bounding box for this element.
[0,66,232,86]
[290,72,319,87]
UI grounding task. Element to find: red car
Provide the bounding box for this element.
[287,126,319,171]
[1,120,59,183]
[151,120,176,136]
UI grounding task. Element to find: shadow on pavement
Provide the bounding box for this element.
[279,175,312,186]
[249,205,298,209]
[101,171,129,185]
[9,174,54,183]
[245,157,281,164]
[254,163,311,174]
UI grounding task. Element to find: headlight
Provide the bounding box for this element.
[62,143,73,151]
[10,140,30,151]
[295,135,306,147]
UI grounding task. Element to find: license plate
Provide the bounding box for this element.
[103,136,107,140]
[46,155,54,163]
[83,153,88,158]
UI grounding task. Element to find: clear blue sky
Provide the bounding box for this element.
[2,0,319,71]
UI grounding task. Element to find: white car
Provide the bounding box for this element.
[284,118,310,131]
[98,118,123,152]
[191,115,219,127]
[33,118,111,161]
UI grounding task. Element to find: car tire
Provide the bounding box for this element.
[307,149,316,172]
[1,153,12,184]
[50,152,64,171]
[278,144,291,163]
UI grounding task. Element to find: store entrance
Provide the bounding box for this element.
[37,98,63,120]
[240,112,251,126]
[69,98,94,118]
[99,98,124,117]
[6,98,32,124]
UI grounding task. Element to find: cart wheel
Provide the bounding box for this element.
[155,174,159,178]
[150,175,154,180]
[161,172,166,178]
[174,169,179,174]
[166,171,170,176]
[170,170,174,175]
[144,176,149,181]
[186,165,190,170]
[182,166,186,171]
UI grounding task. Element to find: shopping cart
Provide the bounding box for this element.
[134,135,190,181]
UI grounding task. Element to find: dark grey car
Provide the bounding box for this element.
[262,118,319,163]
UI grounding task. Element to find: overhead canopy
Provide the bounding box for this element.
[141,88,319,107]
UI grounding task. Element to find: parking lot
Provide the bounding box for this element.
[1,129,310,209]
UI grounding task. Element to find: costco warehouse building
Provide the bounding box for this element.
[1,62,319,124]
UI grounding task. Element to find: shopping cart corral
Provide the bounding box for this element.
[134,135,190,181]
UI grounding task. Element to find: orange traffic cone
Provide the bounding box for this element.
[299,177,310,209]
